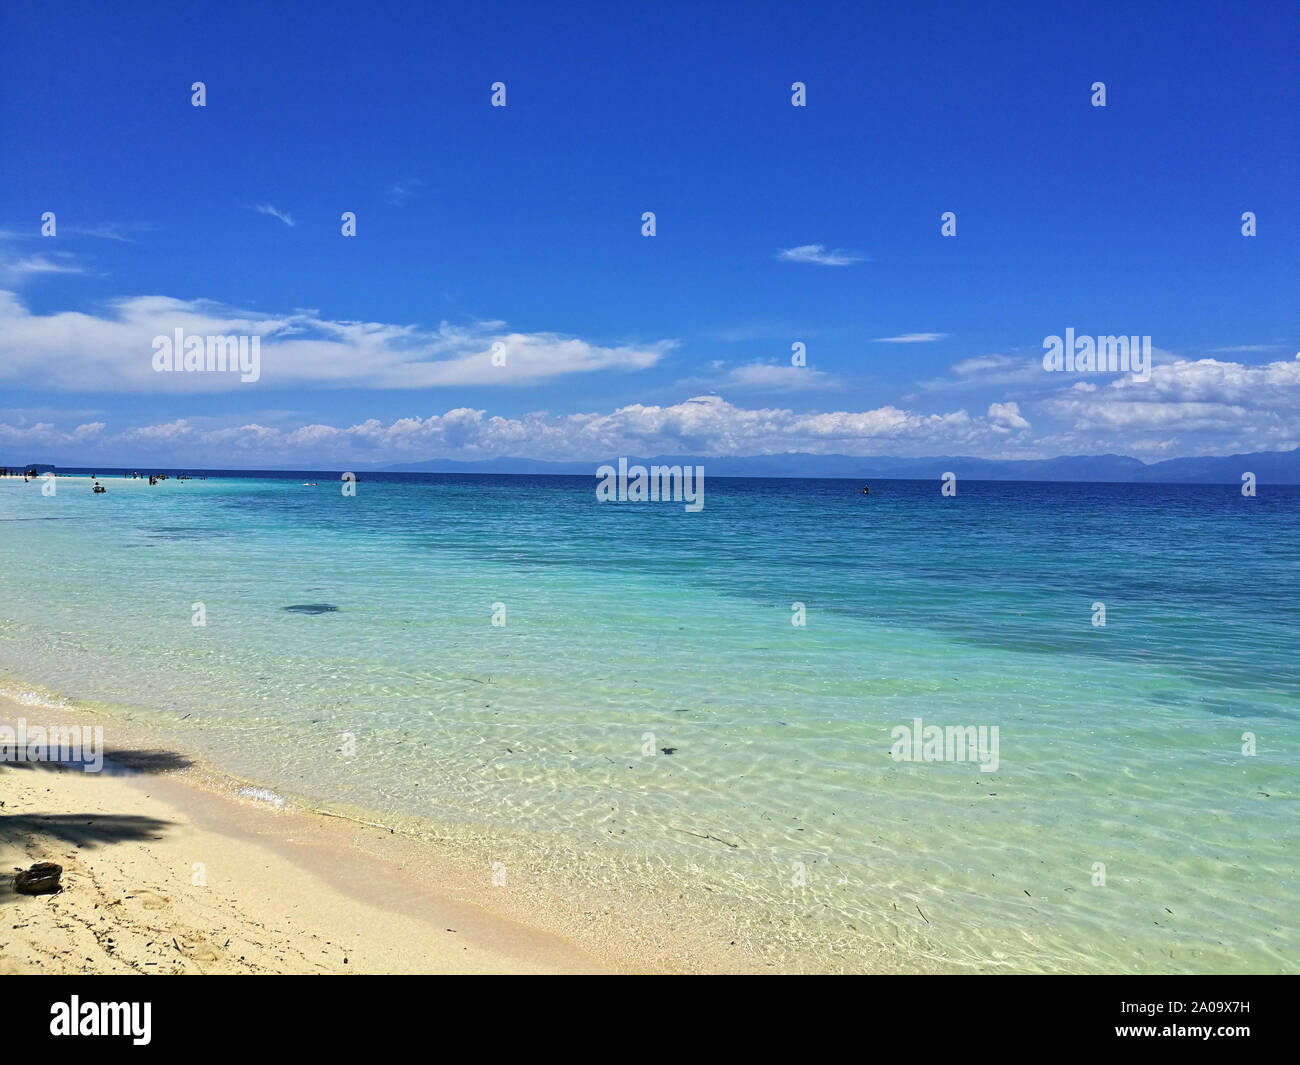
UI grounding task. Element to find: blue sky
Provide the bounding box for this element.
[1,0,1297,467]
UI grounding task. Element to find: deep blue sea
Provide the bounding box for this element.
[1,470,1296,972]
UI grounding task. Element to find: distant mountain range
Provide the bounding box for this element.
[14,448,1298,484]
[378,447,1300,484]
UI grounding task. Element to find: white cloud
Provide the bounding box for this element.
[776,244,865,266]
[1104,355,1300,403]
[0,396,1042,465]
[987,401,1030,431]
[9,368,1298,464]
[919,346,1183,397]
[0,291,674,392]
[0,421,63,445]
[119,418,195,442]
[1036,355,1300,453]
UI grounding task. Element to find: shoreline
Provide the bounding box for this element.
[0,692,740,975]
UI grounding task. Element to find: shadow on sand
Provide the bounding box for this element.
[1,747,187,900]
[1,747,193,775]
[1,812,172,850]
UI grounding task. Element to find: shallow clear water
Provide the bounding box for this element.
[1,471,1297,972]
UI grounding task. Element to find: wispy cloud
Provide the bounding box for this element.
[704,322,808,344]
[910,353,1045,394]
[680,360,840,392]
[386,178,425,206]
[776,244,865,267]
[1,254,85,280]
[0,222,152,242]
[874,332,948,343]
[65,222,153,242]
[950,354,1023,377]
[254,203,296,227]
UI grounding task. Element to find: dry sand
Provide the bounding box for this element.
[0,696,664,975]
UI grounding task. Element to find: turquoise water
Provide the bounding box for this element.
[1,471,1297,972]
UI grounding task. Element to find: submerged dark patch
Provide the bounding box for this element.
[283,603,340,614]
